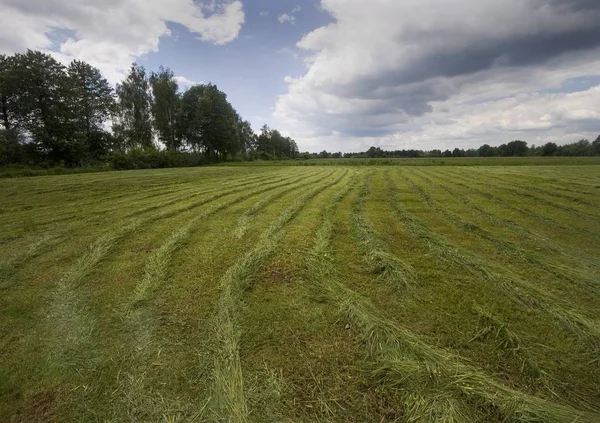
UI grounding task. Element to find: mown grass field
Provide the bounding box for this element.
[1,163,599,422]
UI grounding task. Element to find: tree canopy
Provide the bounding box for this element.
[0,50,297,167]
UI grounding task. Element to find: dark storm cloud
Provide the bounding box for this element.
[277,0,600,144]
[543,0,600,12]
[331,26,600,110]
[317,0,600,120]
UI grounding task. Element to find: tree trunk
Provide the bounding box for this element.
[1,95,10,131]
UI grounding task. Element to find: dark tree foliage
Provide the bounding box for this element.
[236,117,255,155]
[452,148,464,157]
[178,84,237,159]
[196,84,240,160]
[1,51,279,167]
[12,51,74,162]
[542,142,558,156]
[67,60,115,159]
[593,135,600,155]
[0,54,20,132]
[252,125,298,160]
[0,50,116,165]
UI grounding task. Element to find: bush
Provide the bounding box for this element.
[108,149,212,170]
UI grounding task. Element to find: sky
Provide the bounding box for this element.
[1,0,599,153]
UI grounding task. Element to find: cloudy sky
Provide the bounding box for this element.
[1,0,599,152]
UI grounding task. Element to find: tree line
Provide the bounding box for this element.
[0,50,298,168]
[315,138,600,159]
[1,50,598,170]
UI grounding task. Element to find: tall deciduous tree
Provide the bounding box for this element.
[150,67,180,151]
[179,83,239,159]
[67,60,115,156]
[10,50,75,161]
[593,135,600,155]
[178,84,205,153]
[1,50,301,166]
[197,84,238,160]
[114,63,153,149]
[542,142,558,156]
[252,124,298,159]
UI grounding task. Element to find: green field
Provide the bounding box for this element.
[1,164,599,422]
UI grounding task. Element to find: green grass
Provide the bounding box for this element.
[220,156,600,167]
[0,162,599,422]
[351,171,417,290]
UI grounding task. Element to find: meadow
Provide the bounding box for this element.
[0,162,599,422]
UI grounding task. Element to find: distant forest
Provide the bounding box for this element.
[321,138,600,160]
[1,50,599,170]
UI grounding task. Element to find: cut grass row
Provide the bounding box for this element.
[36,168,298,228]
[469,170,600,209]
[44,169,323,370]
[210,169,349,422]
[111,169,335,421]
[402,169,600,295]
[352,171,416,290]
[436,169,565,229]
[487,167,600,196]
[1,165,598,422]
[0,234,60,289]
[305,170,600,423]
[468,304,544,382]
[386,170,600,352]
[233,169,330,239]
[437,168,600,239]
[460,169,600,222]
[419,168,600,270]
[0,168,296,244]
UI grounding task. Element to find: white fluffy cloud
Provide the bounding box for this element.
[275,0,600,151]
[277,14,295,24]
[175,75,199,87]
[0,0,244,83]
